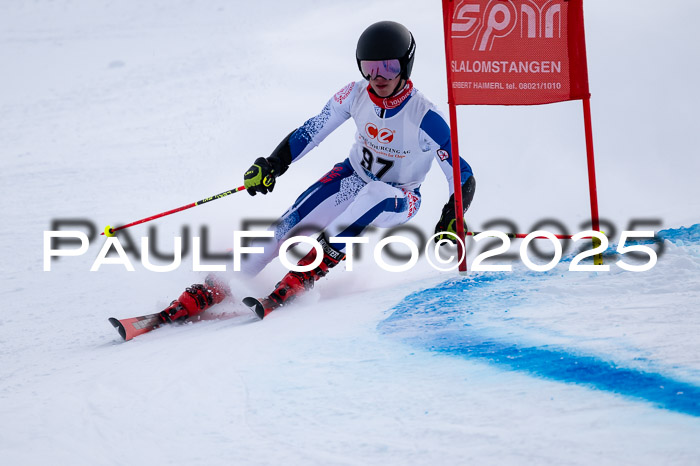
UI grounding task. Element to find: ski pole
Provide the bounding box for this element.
[465,231,573,239]
[466,232,602,240]
[101,186,246,236]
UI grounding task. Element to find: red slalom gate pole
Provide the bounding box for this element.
[101,186,246,236]
[582,97,603,264]
[582,99,600,231]
[442,0,467,273]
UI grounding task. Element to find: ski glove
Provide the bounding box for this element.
[243,131,294,196]
[244,157,277,196]
[434,175,476,244]
[434,201,468,244]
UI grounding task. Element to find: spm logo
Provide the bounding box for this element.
[365,123,395,144]
[452,0,563,51]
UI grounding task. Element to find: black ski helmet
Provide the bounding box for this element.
[356,21,416,80]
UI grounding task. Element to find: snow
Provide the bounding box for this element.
[2,1,700,465]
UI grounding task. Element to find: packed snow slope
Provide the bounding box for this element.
[381,225,700,418]
[2,1,700,465]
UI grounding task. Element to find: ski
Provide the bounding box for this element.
[242,296,279,320]
[109,313,163,341]
[110,307,258,341]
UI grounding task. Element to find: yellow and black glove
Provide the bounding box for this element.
[434,200,468,244]
[243,131,294,196]
[434,176,476,244]
[244,157,277,196]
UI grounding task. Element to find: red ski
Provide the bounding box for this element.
[109,314,163,341]
[109,308,257,341]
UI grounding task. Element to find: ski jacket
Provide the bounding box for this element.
[286,80,473,196]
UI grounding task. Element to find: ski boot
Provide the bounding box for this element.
[243,233,345,319]
[160,274,232,323]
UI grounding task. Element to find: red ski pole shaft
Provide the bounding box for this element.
[465,232,577,240]
[102,186,246,236]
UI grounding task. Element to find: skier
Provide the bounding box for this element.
[159,21,475,322]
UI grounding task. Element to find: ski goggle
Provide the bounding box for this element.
[359,59,402,80]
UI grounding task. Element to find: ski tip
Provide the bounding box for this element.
[108,317,127,340]
[242,297,265,320]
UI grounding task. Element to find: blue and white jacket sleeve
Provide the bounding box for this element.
[419,109,474,197]
[287,82,359,162]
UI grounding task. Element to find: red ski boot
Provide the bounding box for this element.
[243,233,345,319]
[160,274,232,323]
